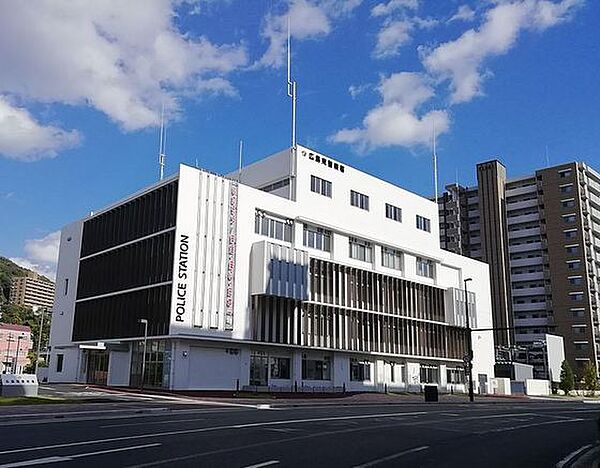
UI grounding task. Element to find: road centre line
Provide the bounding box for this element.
[556,444,594,468]
[0,411,427,456]
[242,461,280,468]
[0,443,161,468]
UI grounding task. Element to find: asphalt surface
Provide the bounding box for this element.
[0,393,598,467]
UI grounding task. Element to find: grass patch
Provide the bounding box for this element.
[0,396,66,406]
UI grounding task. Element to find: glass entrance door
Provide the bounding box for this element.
[86,350,109,385]
[249,352,268,386]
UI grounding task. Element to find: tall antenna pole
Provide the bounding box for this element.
[545,145,550,167]
[158,103,166,181]
[432,119,439,203]
[287,16,297,150]
[238,139,243,183]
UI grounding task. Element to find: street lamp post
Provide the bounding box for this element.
[34,307,46,376]
[464,278,475,403]
[138,319,148,391]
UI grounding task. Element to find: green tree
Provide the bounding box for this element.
[560,360,575,396]
[583,363,599,396]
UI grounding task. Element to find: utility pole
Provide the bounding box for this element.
[138,319,148,391]
[34,307,46,376]
[15,334,24,374]
[4,333,14,374]
[464,278,475,403]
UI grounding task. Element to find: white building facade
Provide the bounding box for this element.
[48,146,495,393]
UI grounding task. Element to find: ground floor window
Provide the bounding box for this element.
[447,367,465,384]
[389,362,404,383]
[350,358,371,381]
[302,354,331,380]
[420,365,439,384]
[130,340,170,389]
[250,352,268,386]
[86,350,108,385]
[270,357,291,379]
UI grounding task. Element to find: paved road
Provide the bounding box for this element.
[0,399,598,467]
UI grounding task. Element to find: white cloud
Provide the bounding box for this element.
[332,72,449,150]
[449,5,476,23]
[423,0,583,104]
[11,230,61,281]
[348,83,371,99]
[0,0,248,134]
[257,0,362,68]
[0,97,81,161]
[371,0,419,17]
[374,20,413,58]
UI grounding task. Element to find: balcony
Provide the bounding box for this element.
[506,198,538,211]
[514,317,550,328]
[506,185,537,197]
[511,271,544,281]
[510,257,544,267]
[507,213,540,225]
[512,302,547,312]
[509,227,541,239]
[509,242,543,253]
[511,287,546,297]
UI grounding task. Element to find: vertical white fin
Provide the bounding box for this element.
[287,15,297,150]
[432,119,438,203]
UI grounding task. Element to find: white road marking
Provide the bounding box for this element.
[0,443,161,468]
[478,418,584,434]
[352,446,430,468]
[241,460,280,468]
[556,444,594,468]
[0,411,426,456]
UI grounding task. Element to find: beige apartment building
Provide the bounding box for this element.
[438,160,599,378]
[9,274,55,309]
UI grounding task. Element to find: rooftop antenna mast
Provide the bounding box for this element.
[287,16,297,150]
[158,103,167,181]
[238,139,244,183]
[432,119,439,202]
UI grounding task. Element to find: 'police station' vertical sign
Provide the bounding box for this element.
[224,182,238,330]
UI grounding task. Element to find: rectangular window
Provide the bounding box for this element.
[569,276,583,286]
[446,368,465,384]
[350,190,369,210]
[255,210,293,242]
[56,354,64,373]
[302,355,331,380]
[572,325,587,334]
[570,292,584,301]
[561,199,576,209]
[565,244,580,254]
[567,260,581,270]
[270,357,291,379]
[382,247,402,270]
[260,178,290,193]
[349,237,373,262]
[565,229,577,240]
[310,175,332,198]
[560,184,574,193]
[574,342,589,351]
[563,214,577,224]
[350,359,371,381]
[416,215,431,232]
[385,203,402,222]
[303,224,332,252]
[420,365,439,384]
[64,278,69,296]
[571,308,585,318]
[559,169,573,178]
[416,257,435,278]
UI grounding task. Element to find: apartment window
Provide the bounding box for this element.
[447,368,465,384]
[565,244,580,254]
[416,215,431,232]
[562,214,577,224]
[260,178,290,193]
[559,169,573,178]
[561,199,576,209]
[64,278,69,296]
[270,357,291,379]
[572,325,587,334]
[560,184,574,193]
[56,354,64,373]
[567,260,581,270]
[565,229,577,240]
[303,224,332,252]
[570,292,584,302]
[350,190,369,210]
[416,257,435,278]
[420,365,439,384]
[385,203,402,222]
[571,308,585,318]
[349,237,373,262]
[255,211,293,242]
[574,342,589,351]
[302,355,331,380]
[389,363,404,383]
[569,276,583,286]
[310,175,332,198]
[350,359,371,381]
[382,247,402,270]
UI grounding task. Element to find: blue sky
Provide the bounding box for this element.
[0,0,598,279]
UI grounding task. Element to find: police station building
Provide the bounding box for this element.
[48,146,495,393]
